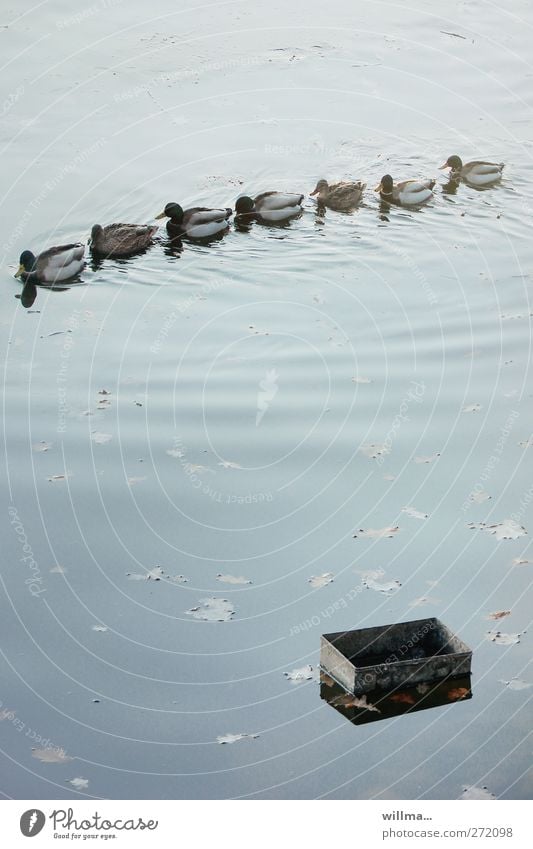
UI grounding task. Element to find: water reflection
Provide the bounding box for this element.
[321,672,472,725]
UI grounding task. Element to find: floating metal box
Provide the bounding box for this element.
[320,617,472,695]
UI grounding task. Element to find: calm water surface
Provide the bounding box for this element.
[1,0,532,799]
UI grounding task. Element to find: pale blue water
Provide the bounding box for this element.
[1,0,532,800]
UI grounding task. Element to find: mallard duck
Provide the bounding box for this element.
[310,179,366,210]
[14,243,85,283]
[235,192,304,223]
[155,203,232,238]
[90,223,158,257]
[374,175,435,206]
[439,156,504,186]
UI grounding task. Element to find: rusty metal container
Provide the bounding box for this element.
[320,617,472,695]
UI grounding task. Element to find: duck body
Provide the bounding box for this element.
[375,174,435,206]
[235,191,304,223]
[310,179,366,210]
[156,203,232,238]
[14,243,85,283]
[90,223,158,257]
[439,155,504,186]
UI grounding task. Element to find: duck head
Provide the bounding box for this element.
[155,203,184,222]
[14,250,36,279]
[374,175,393,196]
[310,179,329,196]
[235,196,255,216]
[439,155,462,171]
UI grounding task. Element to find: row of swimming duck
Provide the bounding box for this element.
[13,156,505,285]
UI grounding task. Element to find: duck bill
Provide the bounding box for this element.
[438,163,449,170]
[14,264,25,278]
[374,183,382,192]
[310,188,319,196]
[154,211,166,220]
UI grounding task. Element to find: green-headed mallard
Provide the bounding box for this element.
[155,203,232,238]
[375,175,435,206]
[310,179,366,210]
[439,156,504,186]
[14,243,85,283]
[235,191,304,223]
[90,223,158,257]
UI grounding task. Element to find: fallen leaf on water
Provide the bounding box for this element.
[127,566,166,582]
[512,558,532,566]
[284,665,317,683]
[216,573,252,585]
[91,432,112,444]
[91,625,108,632]
[460,785,496,800]
[486,631,521,646]
[47,473,72,482]
[352,376,372,384]
[487,610,511,621]
[499,679,532,690]
[166,447,185,459]
[32,748,72,764]
[389,692,416,705]
[68,777,89,790]
[448,687,469,700]
[217,732,259,744]
[168,574,189,584]
[519,437,533,448]
[470,490,491,504]
[362,574,401,594]
[308,572,334,588]
[127,476,146,486]
[218,460,242,469]
[330,693,380,712]
[360,443,389,459]
[402,506,428,520]
[383,474,396,481]
[186,598,235,622]
[33,441,53,452]
[354,526,400,539]
[414,453,440,464]
[98,389,111,395]
[462,403,482,413]
[468,519,527,541]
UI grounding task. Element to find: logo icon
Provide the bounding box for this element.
[20,809,45,837]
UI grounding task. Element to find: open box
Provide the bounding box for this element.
[320,617,472,695]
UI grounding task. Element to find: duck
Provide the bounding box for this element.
[375,175,435,206]
[90,223,158,257]
[14,243,85,283]
[235,192,304,223]
[155,203,232,238]
[439,156,504,186]
[310,179,366,210]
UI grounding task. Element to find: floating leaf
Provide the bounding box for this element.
[32,747,72,764]
[448,687,469,700]
[362,574,401,594]
[168,574,189,584]
[354,526,400,539]
[389,692,416,705]
[91,625,108,632]
[330,693,380,712]
[499,679,531,690]
[33,441,52,452]
[470,490,491,504]
[216,573,252,585]
[217,732,259,744]
[468,519,527,541]
[402,506,428,520]
[462,403,482,413]
[68,777,89,790]
[352,376,372,384]
[460,785,496,800]
[383,474,396,481]
[512,558,532,566]
[127,476,146,486]
[284,665,317,683]
[218,460,242,469]
[186,598,235,622]
[166,447,185,459]
[91,432,112,444]
[487,610,511,621]
[414,453,440,464]
[360,443,389,459]
[47,473,72,482]
[486,631,521,645]
[308,572,334,588]
[518,437,533,448]
[98,389,111,395]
